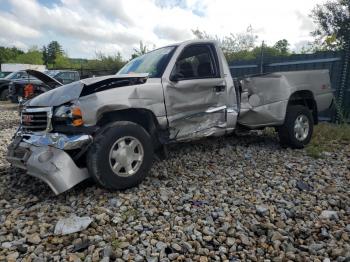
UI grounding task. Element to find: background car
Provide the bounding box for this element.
[0,72,11,78]
[45,70,80,85]
[0,71,38,101]
[8,70,80,102]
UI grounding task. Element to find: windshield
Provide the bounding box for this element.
[118,46,176,78]
[0,72,8,78]
[45,71,59,77]
[4,71,38,80]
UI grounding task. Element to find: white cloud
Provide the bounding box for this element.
[0,37,28,49]
[154,25,193,41]
[0,0,326,58]
[0,11,41,39]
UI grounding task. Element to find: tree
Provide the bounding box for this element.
[0,47,24,64]
[192,26,257,55]
[131,41,149,59]
[192,26,258,61]
[274,39,290,55]
[43,41,64,65]
[85,51,125,73]
[54,55,72,68]
[311,0,350,50]
[42,45,48,65]
[9,47,43,64]
[192,29,212,40]
[311,0,350,121]
[192,28,292,61]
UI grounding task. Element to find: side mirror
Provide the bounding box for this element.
[170,72,184,82]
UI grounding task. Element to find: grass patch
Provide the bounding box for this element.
[111,239,121,249]
[306,123,350,158]
[263,127,276,136]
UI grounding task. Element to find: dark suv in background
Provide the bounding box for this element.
[0,72,11,78]
[0,71,38,101]
[8,70,80,102]
[45,70,80,84]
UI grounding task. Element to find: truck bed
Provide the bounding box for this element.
[237,70,333,128]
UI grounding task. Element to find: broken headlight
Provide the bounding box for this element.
[54,104,84,127]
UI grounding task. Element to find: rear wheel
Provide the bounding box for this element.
[87,121,154,190]
[0,89,9,101]
[278,105,313,148]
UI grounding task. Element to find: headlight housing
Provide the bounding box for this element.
[54,104,84,126]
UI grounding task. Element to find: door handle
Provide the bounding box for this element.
[213,85,226,93]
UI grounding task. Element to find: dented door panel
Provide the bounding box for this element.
[161,41,239,141]
[163,78,228,140]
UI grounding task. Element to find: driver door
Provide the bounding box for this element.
[162,43,227,141]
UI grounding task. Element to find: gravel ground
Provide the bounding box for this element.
[0,103,349,262]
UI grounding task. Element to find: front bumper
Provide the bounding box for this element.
[6,132,92,195]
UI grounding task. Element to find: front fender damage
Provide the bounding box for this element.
[7,134,91,195]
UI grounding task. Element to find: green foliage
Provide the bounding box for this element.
[306,123,350,158]
[0,39,126,74]
[54,55,72,68]
[192,26,257,57]
[84,52,125,72]
[0,46,24,64]
[131,41,149,59]
[262,124,350,159]
[192,27,291,62]
[42,41,64,66]
[273,39,290,55]
[311,0,350,50]
[42,46,48,66]
[8,46,43,64]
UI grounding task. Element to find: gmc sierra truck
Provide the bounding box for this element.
[7,40,333,195]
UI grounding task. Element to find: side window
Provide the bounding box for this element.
[56,72,76,84]
[21,72,28,79]
[74,72,79,81]
[16,72,27,79]
[171,44,219,80]
[14,73,21,79]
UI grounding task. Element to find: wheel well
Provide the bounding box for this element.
[0,84,8,92]
[97,108,163,147]
[288,90,318,124]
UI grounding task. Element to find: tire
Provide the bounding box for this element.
[87,121,154,190]
[0,89,9,101]
[277,105,314,148]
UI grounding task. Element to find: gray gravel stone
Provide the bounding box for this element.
[0,103,349,261]
[320,210,339,220]
[256,204,269,216]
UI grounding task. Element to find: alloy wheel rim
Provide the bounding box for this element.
[109,136,144,177]
[294,115,309,141]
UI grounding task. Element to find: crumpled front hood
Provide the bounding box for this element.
[26,81,84,107]
[26,74,149,107]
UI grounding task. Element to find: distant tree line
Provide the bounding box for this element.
[0,41,127,72]
[192,26,292,62]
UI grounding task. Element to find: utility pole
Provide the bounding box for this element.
[260,41,265,74]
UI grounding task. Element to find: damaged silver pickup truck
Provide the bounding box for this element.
[7,40,333,195]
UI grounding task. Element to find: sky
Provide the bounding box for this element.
[0,0,326,59]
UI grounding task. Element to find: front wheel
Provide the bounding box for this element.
[87,121,154,190]
[0,89,9,101]
[277,105,314,148]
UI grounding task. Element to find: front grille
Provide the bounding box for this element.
[21,107,52,132]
